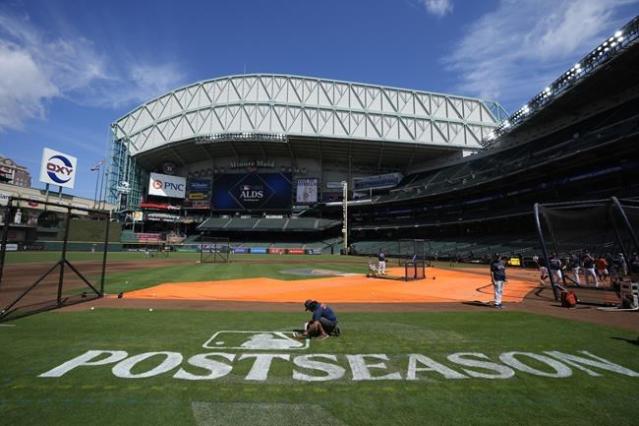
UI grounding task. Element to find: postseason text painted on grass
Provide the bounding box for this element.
[38,330,639,382]
[39,351,639,382]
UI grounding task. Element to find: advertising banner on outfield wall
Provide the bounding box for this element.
[39,148,78,189]
[148,173,186,199]
[353,173,402,191]
[296,178,318,204]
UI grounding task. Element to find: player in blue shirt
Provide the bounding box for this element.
[490,255,507,309]
[301,300,339,340]
[377,250,387,275]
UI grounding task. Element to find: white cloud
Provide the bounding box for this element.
[0,10,186,131]
[444,0,637,111]
[85,62,187,110]
[422,0,453,17]
[0,42,58,130]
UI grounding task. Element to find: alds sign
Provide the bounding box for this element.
[148,173,186,198]
[239,184,264,202]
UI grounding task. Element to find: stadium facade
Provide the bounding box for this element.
[107,16,638,256]
[108,75,504,212]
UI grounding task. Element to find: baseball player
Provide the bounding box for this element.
[490,254,507,309]
[377,249,387,275]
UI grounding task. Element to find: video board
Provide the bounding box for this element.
[212,173,292,211]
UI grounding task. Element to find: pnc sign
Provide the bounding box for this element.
[148,172,186,199]
[39,148,78,189]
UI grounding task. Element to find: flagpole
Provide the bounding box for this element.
[91,160,104,209]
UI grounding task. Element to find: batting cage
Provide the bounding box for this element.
[0,197,116,322]
[534,197,639,306]
[397,239,429,265]
[404,260,426,281]
[199,235,231,264]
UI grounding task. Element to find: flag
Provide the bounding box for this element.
[90,160,104,171]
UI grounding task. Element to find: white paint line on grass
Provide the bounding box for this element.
[192,402,346,426]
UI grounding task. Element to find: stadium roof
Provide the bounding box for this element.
[112,74,503,158]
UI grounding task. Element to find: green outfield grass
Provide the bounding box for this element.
[3,250,202,264]
[3,251,367,264]
[1,309,638,425]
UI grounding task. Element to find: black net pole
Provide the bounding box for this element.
[612,197,639,254]
[57,206,72,305]
[540,208,561,257]
[100,214,111,296]
[608,203,632,264]
[0,198,12,288]
[534,203,560,301]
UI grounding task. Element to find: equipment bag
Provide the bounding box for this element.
[561,291,578,308]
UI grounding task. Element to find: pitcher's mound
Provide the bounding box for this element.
[281,268,359,277]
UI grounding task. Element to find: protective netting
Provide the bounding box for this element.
[536,198,639,305]
[199,236,231,264]
[398,239,428,263]
[0,198,113,321]
[405,261,426,281]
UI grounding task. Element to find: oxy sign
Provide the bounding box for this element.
[39,148,78,189]
[148,172,186,198]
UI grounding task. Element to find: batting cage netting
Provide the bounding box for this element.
[398,239,428,265]
[404,260,426,281]
[0,197,116,322]
[535,197,639,306]
[199,235,231,264]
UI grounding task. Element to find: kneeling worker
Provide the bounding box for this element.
[302,299,340,340]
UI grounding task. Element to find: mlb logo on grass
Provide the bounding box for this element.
[203,330,309,350]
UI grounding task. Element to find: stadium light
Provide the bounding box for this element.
[485,16,638,145]
[194,132,288,144]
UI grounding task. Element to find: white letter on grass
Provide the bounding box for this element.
[239,354,290,381]
[447,353,515,379]
[347,354,401,381]
[112,352,183,379]
[406,354,467,380]
[499,352,572,378]
[39,350,128,378]
[293,354,345,382]
[174,353,236,380]
[545,351,639,377]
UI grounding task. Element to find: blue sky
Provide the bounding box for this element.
[0,0,637,199]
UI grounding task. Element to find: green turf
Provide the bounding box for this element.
[3,250,202,264]
[1,309,638,425]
